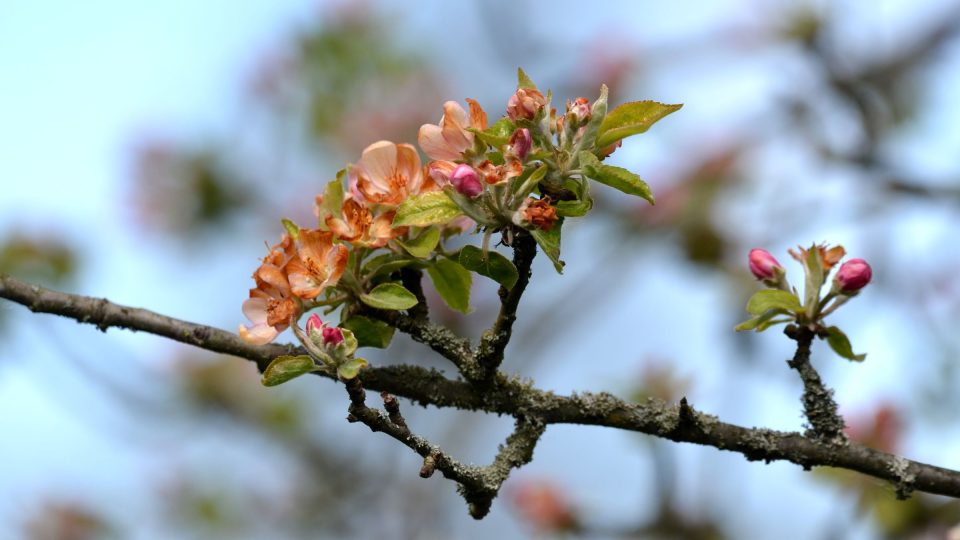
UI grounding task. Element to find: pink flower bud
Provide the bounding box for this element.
[506,88,546,121]
[322,326,344,347]
[508,128,532,161]
[748,249,782,280]
[305,313,323,335]
[835,258,872,293]
[565,97,592,126]
[450,164,483,198]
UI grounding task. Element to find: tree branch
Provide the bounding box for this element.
[4,275,960,504]
[785,325,846,443]
[356,305,479,377]
[475,229,537,379]
[343,376,545,518]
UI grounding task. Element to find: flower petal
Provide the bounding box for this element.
[418,124,460,161]
[239,323,279,345]
[395,143,422,193]
[358,140,398,189]
[242,297,269,324]
[440,101,472,152]
[466,98,488,130]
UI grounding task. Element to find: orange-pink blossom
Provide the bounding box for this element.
[239,234,300,345]
[349,140,432,206]
[418,99,488,161]
[286,229,349,299]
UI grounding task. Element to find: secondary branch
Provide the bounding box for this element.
[3,275,959,503]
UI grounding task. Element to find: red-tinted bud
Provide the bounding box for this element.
[450,164,483,198]
[506,88,546,121]
[306,313,323,335]
[748,249,782,280]
[508,128,532,161]
[322,326,344,347]
[835,258,872,293]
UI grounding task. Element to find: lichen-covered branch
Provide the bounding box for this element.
[356,304,479,376]
[343,376,545,518]
[784,325,846,443]
[475,229,537,379]
[4,274,960,505]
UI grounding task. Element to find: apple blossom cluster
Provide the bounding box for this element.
[239,69,682,383]
[739,244,873,361]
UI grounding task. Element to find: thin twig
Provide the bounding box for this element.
[784,325,847,444]
[343,377,545,518]
[476,229,537,379]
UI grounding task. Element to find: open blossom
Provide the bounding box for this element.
[286,229,349,299]
[348,140,433,206]
[239,234,299,345]
[418,99,488,161]
[835,258,872,293]
[325,197,401,248]
[748,249,782,280]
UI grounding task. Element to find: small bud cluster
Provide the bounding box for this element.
[739,244,873,359]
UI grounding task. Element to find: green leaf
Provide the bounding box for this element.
[261,355,316,387]
[517,67,537,90]
[362,253,415,280]
[322,178,344,218]
[579,151,654,203]
[745,289,803,316]
[444,187,494,226]
[531,220,564,273]
[359,282,419,310]
[735,310,791,332]
[596,101,682,149]
[426,258,472,313]
[555,200,591,217]
[337,357,369,380]
[340,316,395,349]
[393,191,463,228]
[457,245,519,290]
[339,327,359,356]
[281,218,300,240]
[803,247,824,314]
[472,118,515,148]
[555,178,593,217]
[511,163,549,201]
[397,227,441,258]
[824,326,866,362]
